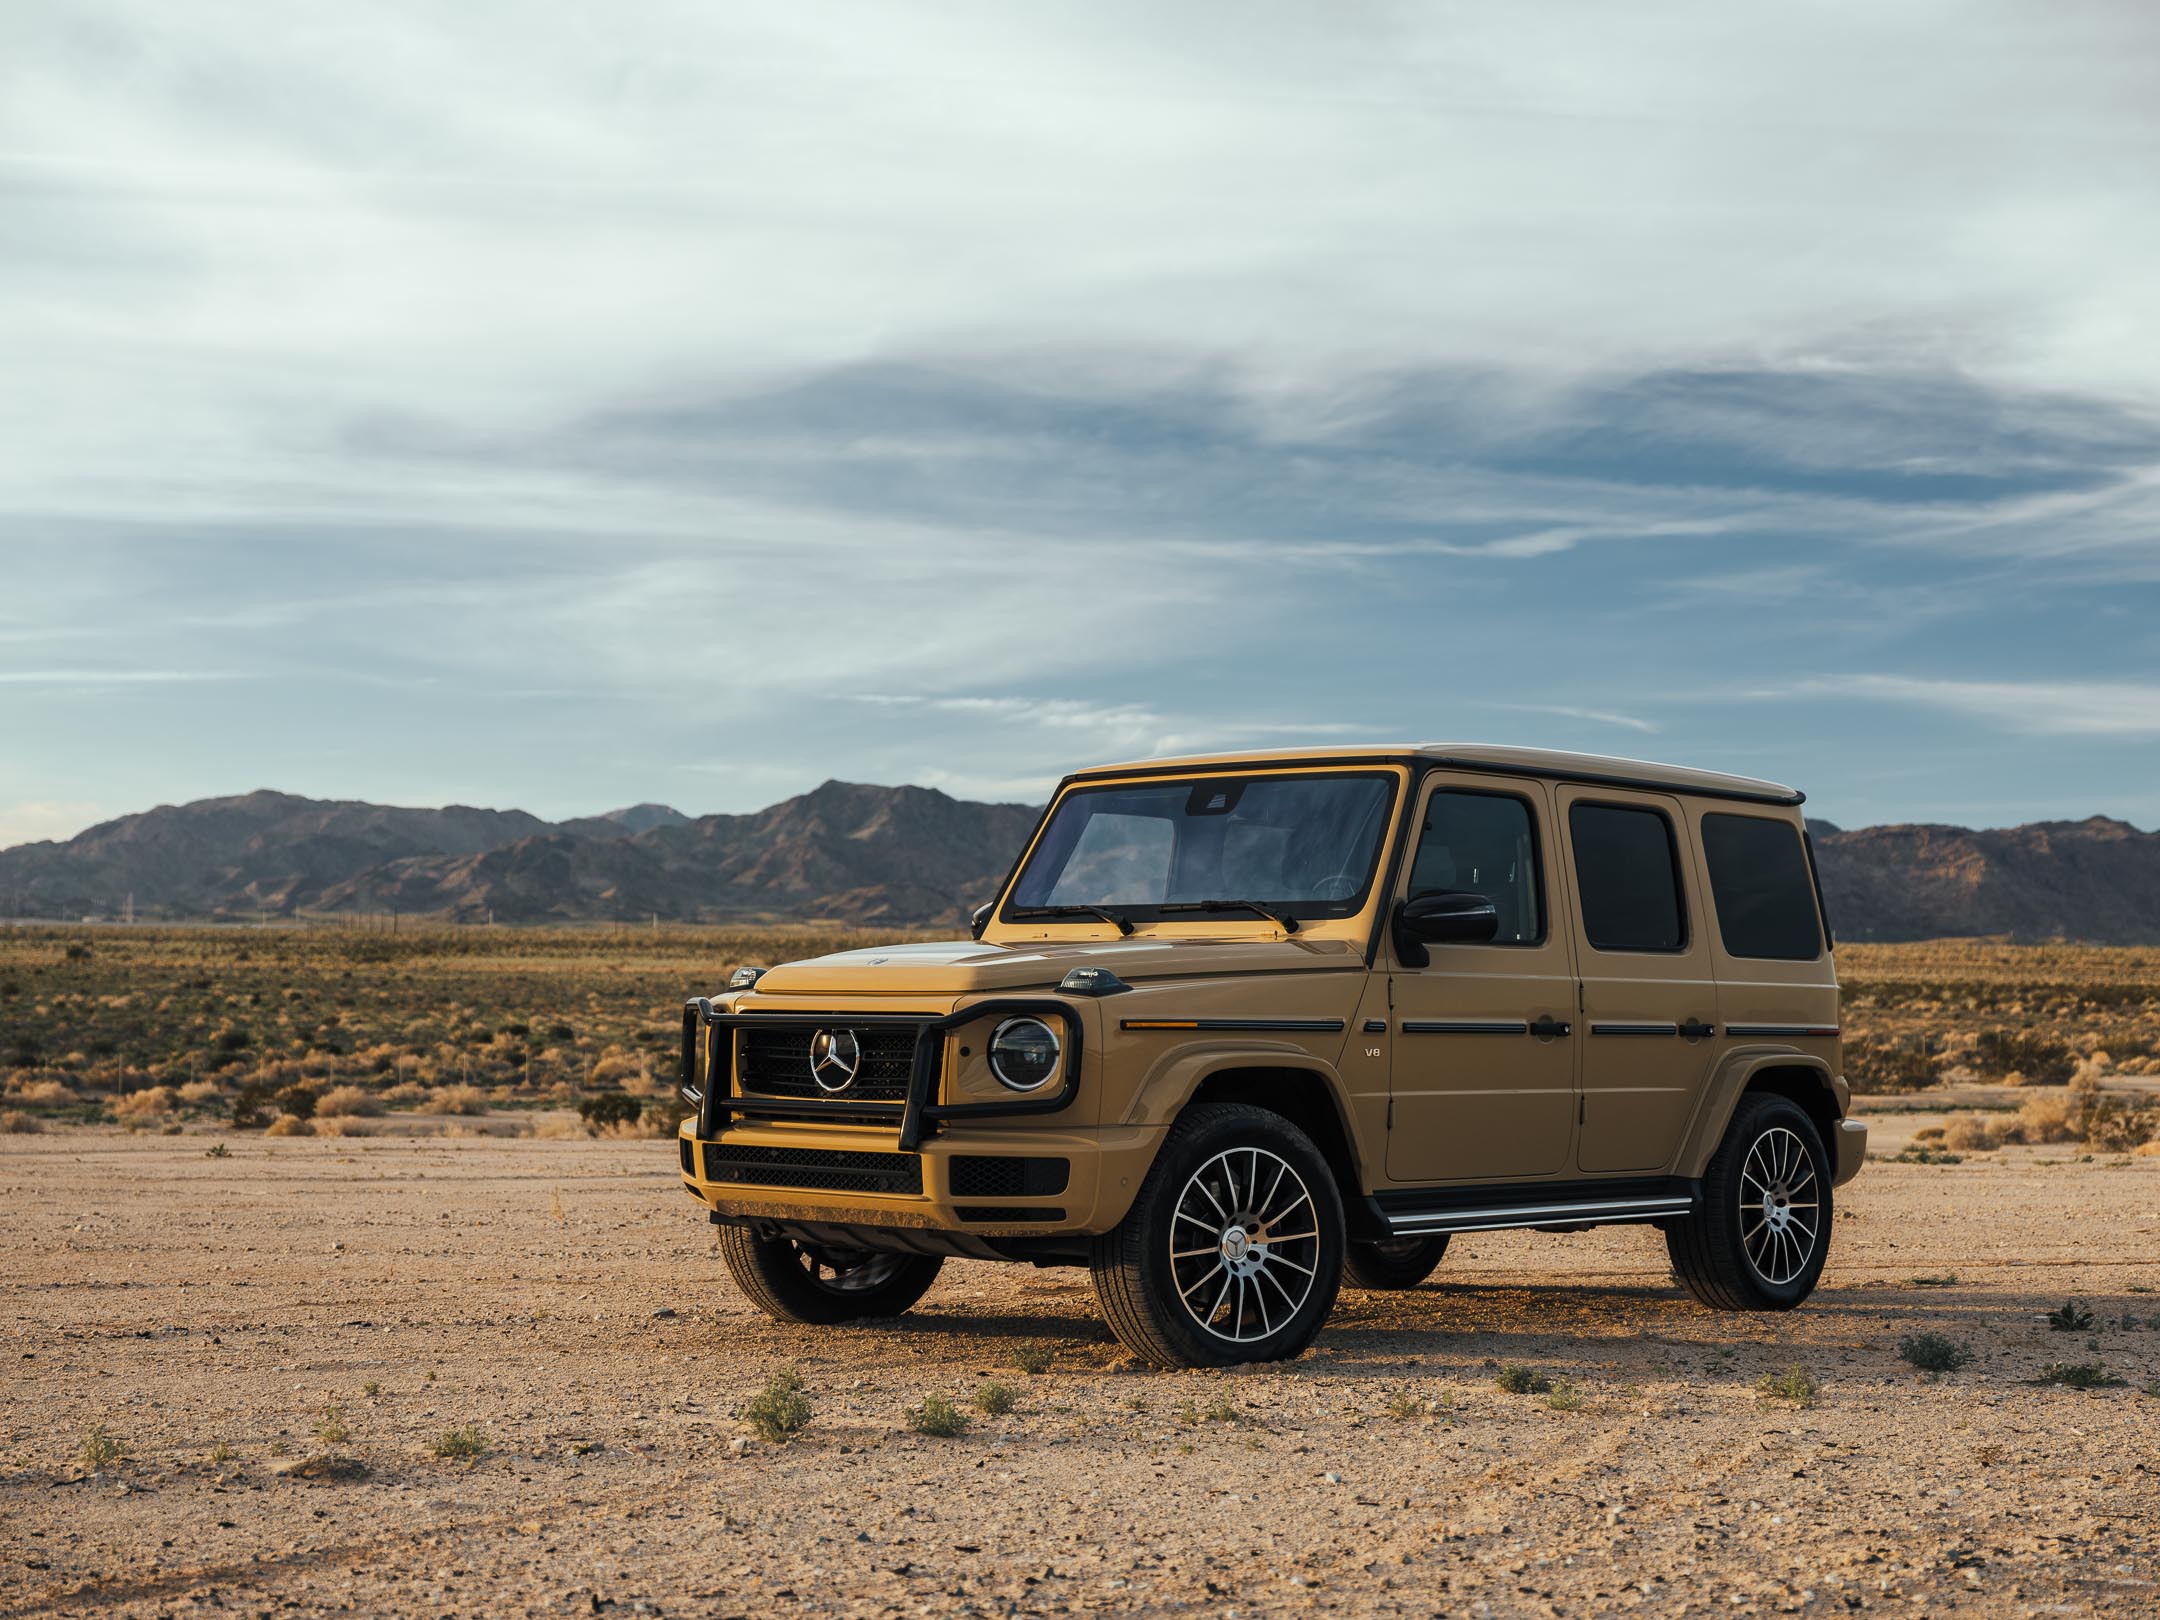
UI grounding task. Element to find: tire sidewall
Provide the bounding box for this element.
[1343,1233,1450,1291]
[1714,1096,1833,1307]
[1127,1105,1345,1366]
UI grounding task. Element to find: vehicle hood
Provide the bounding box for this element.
[745,935,1363,998]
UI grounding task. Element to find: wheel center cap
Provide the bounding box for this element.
[1220,1225,1253,1263]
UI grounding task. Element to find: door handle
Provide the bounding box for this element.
[1529,1015,1571,1040]
[1680,1018,1716,1041]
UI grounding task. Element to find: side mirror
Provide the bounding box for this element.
[969,900,994,938]
[1392,890,1499,965]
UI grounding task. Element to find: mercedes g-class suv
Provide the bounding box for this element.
[677,745,1862,1368]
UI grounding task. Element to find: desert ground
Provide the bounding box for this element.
[4,1120,2157,1619]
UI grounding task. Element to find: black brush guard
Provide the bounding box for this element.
[680,997,1082,1152]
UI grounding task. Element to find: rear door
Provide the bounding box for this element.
[1385,774,1579,1183]
[1556,786,1721,1174]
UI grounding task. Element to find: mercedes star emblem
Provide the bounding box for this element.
[807,1028,862,1092]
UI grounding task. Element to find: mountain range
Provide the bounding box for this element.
[1,786,2155,942]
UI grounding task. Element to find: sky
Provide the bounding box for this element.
[4,0,2159,847]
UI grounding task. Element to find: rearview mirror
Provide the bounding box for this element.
[1392,890,1499,964]
[970,900,994,938]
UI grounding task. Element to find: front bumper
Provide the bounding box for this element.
[677,1118,1163,1238]
[1833,1117,1868,1186]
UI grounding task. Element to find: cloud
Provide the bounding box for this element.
[0,669,240,683]
[0,799,106,847]
[1481,703,1660,734]
[1778,676,2160,737]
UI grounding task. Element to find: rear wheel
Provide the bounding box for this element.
[717,1226,943,1324]
[1342,1232,1450,1291]
[1666,1093,1832,1310]
[1091,1103,1345,1368]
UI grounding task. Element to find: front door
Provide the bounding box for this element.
[1386,775,1579,1183]
[1555,784,1721,1174]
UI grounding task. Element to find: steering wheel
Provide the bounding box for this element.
[1307,866,1363,902]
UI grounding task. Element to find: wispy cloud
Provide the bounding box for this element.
[1481,702,1660,734]
[1775,676,2160,737]
[0,669,241,684]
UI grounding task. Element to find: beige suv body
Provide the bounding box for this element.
[679,745,1862,1366]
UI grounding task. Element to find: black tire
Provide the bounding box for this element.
[1342,1233,1450,1291]
[1666,1093,1833,1311]
[1090,1103,1345,1369]
[717,1226,943,1325]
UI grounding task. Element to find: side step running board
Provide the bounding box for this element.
[1383,1191,1696,1237]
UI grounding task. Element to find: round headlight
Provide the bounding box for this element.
[988,1016,1061,1092]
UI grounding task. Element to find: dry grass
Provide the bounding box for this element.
[314,1084,381,1117]
[264,1114,313,1137]
[111,1086,175,1122]
[2,1110,39,1133]
[7,1077,79,1105]
[433,1083,490,1116]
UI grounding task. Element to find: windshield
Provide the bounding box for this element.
[1005,772,1397,923]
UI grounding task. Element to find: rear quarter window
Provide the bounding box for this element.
[1700,813,1823,961]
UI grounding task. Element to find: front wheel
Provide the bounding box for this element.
[1666,1093,1832,1310]
[1090,1103,1345,1368]
[717,1226,943,1324]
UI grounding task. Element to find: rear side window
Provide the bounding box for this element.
[1567,803,1686,952]
[1407,790,1544,945]
[1700,813,1823,960]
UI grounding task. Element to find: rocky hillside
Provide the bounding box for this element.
[4,786,2156,939]
[1808,815,2160,945]
[0,783,1038,928]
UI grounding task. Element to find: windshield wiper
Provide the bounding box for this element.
[1156,900,1300,934]
[1007,904,1135,936]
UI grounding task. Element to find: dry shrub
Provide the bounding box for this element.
[2,1110,39,1134]
[2086,1095,2160,1153]
[2135,1139,2160,1158]
[1940,1115,2004,1152]
[587,1053,642,1088]
[2006,1088,2086,1145]
[177,1079,222,1105]
[601,1114,669,1139]
[379,1082,430,1108]
[112,1086,175,1122]
[11,1078,77,1106]
[1842,1034,1941,1094]
[526,1113,588,1139]
[315,1085,380,1118]
[264,1114,313,1137]
[311,1115,365,1138]
[434,1083,488,1116]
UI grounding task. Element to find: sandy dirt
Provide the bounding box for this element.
[4,1121,2158,1619]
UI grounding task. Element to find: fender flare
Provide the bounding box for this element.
[1119,1040,1374,1177]
[1677,1048,1843,1179]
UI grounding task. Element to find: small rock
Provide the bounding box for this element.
[1322,1472,1342,1485]
[728,1437,749,1457]
[653,1307,677,1319]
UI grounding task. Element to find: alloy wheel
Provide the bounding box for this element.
[1739,1125,1821,1286]
[1168,1147,1321,1344]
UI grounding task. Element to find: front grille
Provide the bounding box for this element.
[700,1143,922,1196]
[735,1022,918,1104]
[949,1156,1070,1198]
